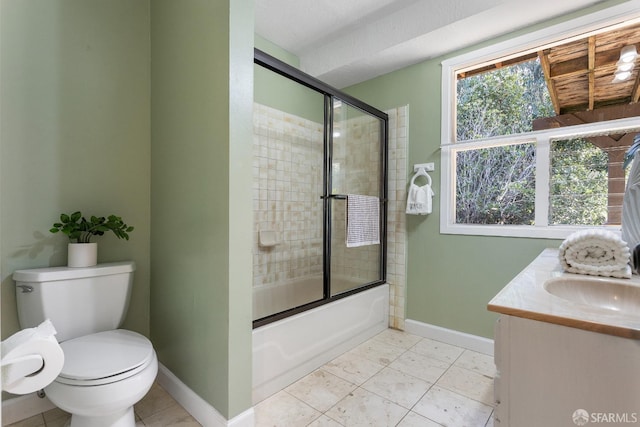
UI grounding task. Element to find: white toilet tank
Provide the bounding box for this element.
[13,262,135,342]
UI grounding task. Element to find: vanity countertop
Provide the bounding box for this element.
[488,248,640,339]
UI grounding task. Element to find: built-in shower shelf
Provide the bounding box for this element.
[259,230,280,248]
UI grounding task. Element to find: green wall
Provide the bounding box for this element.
[1,0,254,419]
[345,0,628,338]
[255,34,299,67]
[0,0,151,339]
[254,36,325,123]
[150,0,253,419]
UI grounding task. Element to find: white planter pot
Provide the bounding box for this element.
[67,243,98,268]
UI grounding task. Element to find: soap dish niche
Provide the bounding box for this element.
[259,230,280,248]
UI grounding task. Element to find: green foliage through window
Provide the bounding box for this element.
[456,60,554,141]
[456,144,536,225]
[454,59,612,227]
[549,138,608,225]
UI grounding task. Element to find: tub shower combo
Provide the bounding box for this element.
[252,50,390,401]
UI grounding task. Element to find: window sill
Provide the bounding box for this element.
[440,223,622,240]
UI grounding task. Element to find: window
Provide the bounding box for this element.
[440,3,640,239]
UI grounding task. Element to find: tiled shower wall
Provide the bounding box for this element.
[330,112,382,285]
[252,103,408,330]
[386,105,408,330]
[252,103,324,287]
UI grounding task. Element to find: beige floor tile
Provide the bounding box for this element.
[285,369,357,412]
[42,414,71,427]
[325,388,408,427]
[42,408,69,425]
[347,337,407,365]
[361,366,432,409]
[135,383,177,419]
[389,350,450,383]
[372,329,422,350]
[254,390,322,427]
[307,414,344,426]
[436,365,494,406]
[397,411,442,427]
[141,403,201,427]
[322,352,385,385]
[413,385,493,426]
[454,350,496,377]
[411,338,465,364]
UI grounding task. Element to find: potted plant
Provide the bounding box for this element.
[50,211,134,267]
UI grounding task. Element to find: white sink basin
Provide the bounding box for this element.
[544,276,640,313]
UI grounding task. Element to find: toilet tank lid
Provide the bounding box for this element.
[13,261,135,282]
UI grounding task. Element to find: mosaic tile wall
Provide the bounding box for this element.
[252,103,408,330]
[330,111,383,287]
[386,105,408,330]
[252,103,324,287]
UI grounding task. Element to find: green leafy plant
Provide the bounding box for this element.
[623,133,640,170]
[50,211,134,243]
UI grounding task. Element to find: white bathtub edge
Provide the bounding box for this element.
[252,284,389,404]
[404,319,494,356]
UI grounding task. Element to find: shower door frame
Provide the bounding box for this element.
[253,49,388,328]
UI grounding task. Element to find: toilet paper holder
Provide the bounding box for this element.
[1,319,64,395]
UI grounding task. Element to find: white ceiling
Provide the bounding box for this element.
[255,0,608,88]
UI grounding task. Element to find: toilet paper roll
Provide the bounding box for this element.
[1,319,64,394]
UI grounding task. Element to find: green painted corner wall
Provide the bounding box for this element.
[150,0,253,419]
[0,0,151,340]
[255,34,299,67]
[1,0,254,418]
[253,36,324,123]
[344,0,629,338]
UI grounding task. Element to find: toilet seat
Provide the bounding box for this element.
[55,329,155,387]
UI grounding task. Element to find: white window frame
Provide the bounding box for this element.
[440,2,640,239]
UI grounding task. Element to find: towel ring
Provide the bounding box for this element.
[410,168,432,187]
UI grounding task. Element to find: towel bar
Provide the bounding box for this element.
[320,194,387,202]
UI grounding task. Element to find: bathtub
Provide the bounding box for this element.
[252,283,389,403]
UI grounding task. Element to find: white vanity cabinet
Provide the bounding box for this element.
[493,314,640,427]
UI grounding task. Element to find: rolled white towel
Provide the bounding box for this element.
[559,229,631,279]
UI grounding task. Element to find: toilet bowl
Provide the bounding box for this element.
[44,330,157,427]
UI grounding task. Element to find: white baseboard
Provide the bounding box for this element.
[157,363,254,427]
[1,392,56,426]
[404,319,494,356]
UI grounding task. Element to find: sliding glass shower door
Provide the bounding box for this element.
[253,49,387,326]
[252,67,326,321]
[328,98,386,296]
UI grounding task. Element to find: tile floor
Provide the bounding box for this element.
[255,329,496,427]
[7,329,495,427]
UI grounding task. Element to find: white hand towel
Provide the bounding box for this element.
[559,229,631,279]
[406,170,435,215]
[346,194,380,248]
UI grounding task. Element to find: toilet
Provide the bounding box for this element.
[13,262,157,427]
